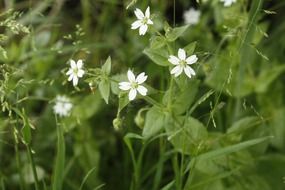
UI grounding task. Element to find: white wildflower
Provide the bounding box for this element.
[53,95,73,117]
[168,48,198,78]
[131,6,153,35]
[183,8,201,25]
[220,0,237,7]
[66,59,85,86]
[119,70,148,101]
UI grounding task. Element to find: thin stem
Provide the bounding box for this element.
[167,78,174,110]
[14,94,25,190]
[26,145,39,190]
[15,96,50,105]
[13,128,25,190]
[143,96,164,109]
[134,145,146,190]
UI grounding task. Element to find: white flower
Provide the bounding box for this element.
[66,59,85,86]
[53,95,73,117]
[183,8,201,25]
[119,70,148,101]
[168,48,198,78]
[220,0,237,7]
[131,6,153,36]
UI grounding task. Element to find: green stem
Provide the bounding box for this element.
[52,115,65,190]
[134,146,146,190]
[143,96,164,109]
[13,128,25,190]
[152,137,165,190]
[26,145,39,190]
[167,78,174,110]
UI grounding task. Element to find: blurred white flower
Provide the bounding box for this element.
[131,6,153,35]
[220,0,237,7]
[53,95,73,117]
[183,8,201,25]
[66,59,85,86]
[119,70,148,101]
[168,48,198,78]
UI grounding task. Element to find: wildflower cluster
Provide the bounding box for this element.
[55,1,237,119]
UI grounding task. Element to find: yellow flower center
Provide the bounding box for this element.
[179,60,187,68]
[131,81,138,89]
[142,17,148,25]
[73,68,78,74]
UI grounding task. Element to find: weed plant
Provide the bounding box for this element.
[0,0,285,190]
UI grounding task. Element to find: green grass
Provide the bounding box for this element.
[0,0,285,190]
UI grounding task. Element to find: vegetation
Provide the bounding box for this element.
[0,0,285,190]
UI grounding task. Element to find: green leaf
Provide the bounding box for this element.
[184,136,273,173]
[185,168,239,189]
[143,48,169,67]
[98,79,110,104]
[255,65,285,93]
[171,79,200,115]
[184,41,197,55]
[197,136,271,161]
[102,56,111,75]
[227,116,260,134]
[150,36,166,49]
[165,116,208,155]
[118,93,129,113]
[52,124,65,190]
[142,107,165,139]
[165,25,190,42]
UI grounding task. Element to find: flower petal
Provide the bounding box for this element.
[178,48,186,60]
[131,20,142,29]
[139,24,148,35]
[72,76,78,86]
[186,55,198,65]
[119,82,131,90]
[134,8,144,20]
[147,19,153,25]
[77,59,83,68]
[68,74,73,81]
[136,72,148,84]
[184,66,196,78]
[129,89,137,101]
[145,6,150,18]
[168,55,180,65]
[170,65,183,77]
[66,69,73,75]
[127,70,136,82]
[137,85,147,96]
[77,69,85,77]
[70,59,76,69]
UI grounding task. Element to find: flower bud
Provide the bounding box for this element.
[134,108,147,129]
[113,117,123,131]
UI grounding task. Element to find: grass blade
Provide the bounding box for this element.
[79,167,96,190]
[52,117,65,190]
[185,136,272,173]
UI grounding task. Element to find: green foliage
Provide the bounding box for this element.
[52,122,65,190]
[165,25,190,42]
[142,107,165,138]
[98,56,112,104]
[1,0,285,190]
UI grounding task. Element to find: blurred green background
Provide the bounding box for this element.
[0,0,285,189]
